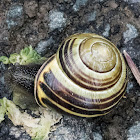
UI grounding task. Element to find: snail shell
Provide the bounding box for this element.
[34,33,127,117]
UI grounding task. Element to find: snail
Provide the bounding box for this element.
[5,33,127,117]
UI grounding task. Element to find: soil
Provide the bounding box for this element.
[0,0,140,140]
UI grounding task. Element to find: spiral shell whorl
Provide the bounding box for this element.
[56,33,123,90]
[35,33,127,117]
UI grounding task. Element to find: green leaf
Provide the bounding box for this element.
[0,56,9,64]
[0,97,62,140]
[9,53,21,64]
[0,45,46,65]
[0,98,7,123]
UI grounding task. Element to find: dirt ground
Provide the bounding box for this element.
[0,0,140,140]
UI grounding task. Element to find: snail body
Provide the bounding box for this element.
[34,33,127,117]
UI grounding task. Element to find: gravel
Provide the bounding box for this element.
[0,0,140,139]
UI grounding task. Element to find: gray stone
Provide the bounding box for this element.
[93,132,103,140]
[87,11,96,22]
[127,122,140,140]
[123,24,138,44]
[49,10,66,31]
[6,5,24,29]
[124,0,140,3]
[126,82,134,93]
[103,24,110,37]
[35,36,55,57]
[9,127,23,138]
[73,0,88,11]
[0,76,4,85]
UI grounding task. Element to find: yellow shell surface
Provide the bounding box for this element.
[34,33,127,117]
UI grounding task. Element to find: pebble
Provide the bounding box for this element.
[87,11,96,22]
[9,127,22,138]
[35,36,55,56]
[6,5,24,29]
[48,10,66,31]
[127,122,140,140]
[73,0,88,11]
[93,132,103,140]
[103,24,110,37]
[126,82,134,93]
[0,125,9,137]
[124,0,140,3]
[123,24,138,44]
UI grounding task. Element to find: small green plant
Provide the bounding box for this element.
[0,45,46,65]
